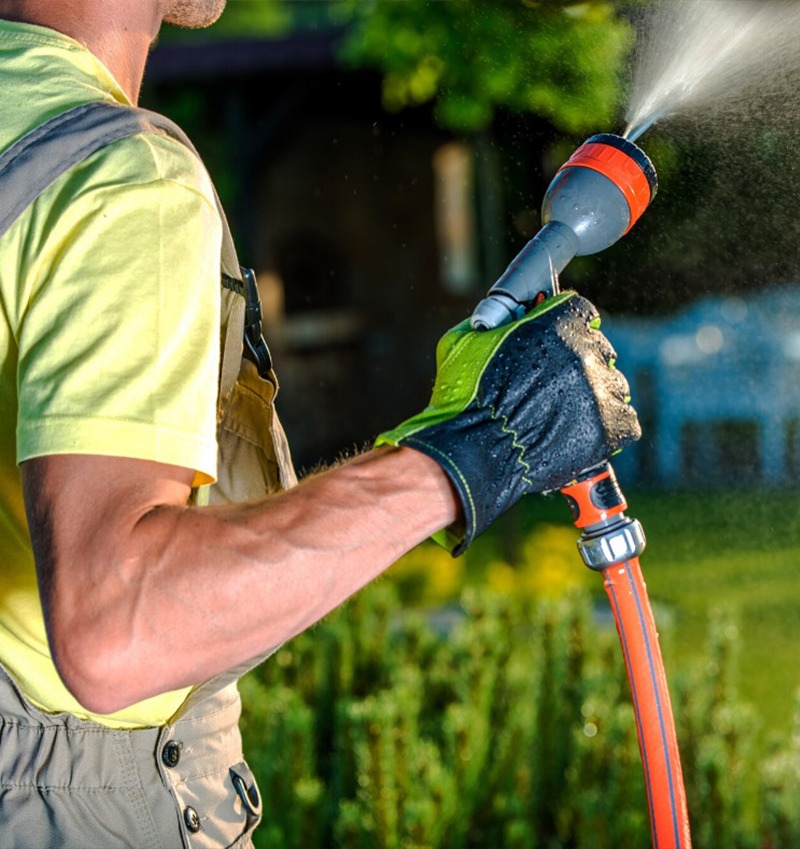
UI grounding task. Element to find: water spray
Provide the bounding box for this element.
[471,133,692,849]
[625,101,673,143]
[625,82,696,143]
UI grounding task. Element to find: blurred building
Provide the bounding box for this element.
[606,285,800,489]
[145,29,514,473]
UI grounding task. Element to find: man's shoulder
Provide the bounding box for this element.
[0,21,217,210]
[4,101,222,233]
[83,113,217,208]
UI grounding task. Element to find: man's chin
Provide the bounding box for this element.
[163,0,227,30]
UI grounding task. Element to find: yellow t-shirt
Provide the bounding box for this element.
[0,21,222,728]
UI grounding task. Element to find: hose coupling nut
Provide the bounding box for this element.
[576,517,646,571]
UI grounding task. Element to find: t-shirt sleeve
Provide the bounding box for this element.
[15,134,222,486]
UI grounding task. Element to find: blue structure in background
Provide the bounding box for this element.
[603,285,800,489]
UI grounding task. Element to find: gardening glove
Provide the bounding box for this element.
[376,291,640,556]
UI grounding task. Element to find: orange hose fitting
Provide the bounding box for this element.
[560,467,628,528]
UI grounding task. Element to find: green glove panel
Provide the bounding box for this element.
[376,292,640,555]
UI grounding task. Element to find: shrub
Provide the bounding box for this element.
[239,578,790,848]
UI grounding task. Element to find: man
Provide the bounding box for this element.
[0,1,639,847]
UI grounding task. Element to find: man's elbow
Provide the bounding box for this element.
[48,616,141,716]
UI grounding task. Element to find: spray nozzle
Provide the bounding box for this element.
[470,133,657,331]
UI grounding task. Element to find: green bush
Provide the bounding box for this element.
[239,579,799,848]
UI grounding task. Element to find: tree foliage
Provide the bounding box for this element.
[337,0,634,134]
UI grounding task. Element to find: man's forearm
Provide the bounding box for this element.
[24,446,458,714]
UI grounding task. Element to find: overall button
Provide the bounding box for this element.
[184,806,201,833]
[162,741,182,768]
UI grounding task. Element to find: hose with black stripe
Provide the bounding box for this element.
[561,465,691,849]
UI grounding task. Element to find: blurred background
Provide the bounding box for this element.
[144,2,800,845]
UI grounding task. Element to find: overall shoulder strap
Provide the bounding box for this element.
[0,100,242,278]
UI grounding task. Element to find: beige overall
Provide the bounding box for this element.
[0,105,298,849]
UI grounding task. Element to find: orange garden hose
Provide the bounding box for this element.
[561,465,692,849]
[603,556,691,848]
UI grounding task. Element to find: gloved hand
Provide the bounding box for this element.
[376,291,640,555]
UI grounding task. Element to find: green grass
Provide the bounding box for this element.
[478,489,800,734]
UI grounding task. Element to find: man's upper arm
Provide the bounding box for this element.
[20,454,194,695]
[16,133,222,485]
[22,453,194,593]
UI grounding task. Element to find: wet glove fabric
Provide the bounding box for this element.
[376,292,640,555]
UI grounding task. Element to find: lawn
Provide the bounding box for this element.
[482,488,800,735]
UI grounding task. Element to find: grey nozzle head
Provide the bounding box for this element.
[469,132,658,333]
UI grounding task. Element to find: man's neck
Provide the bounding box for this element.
[0,0,162,103]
